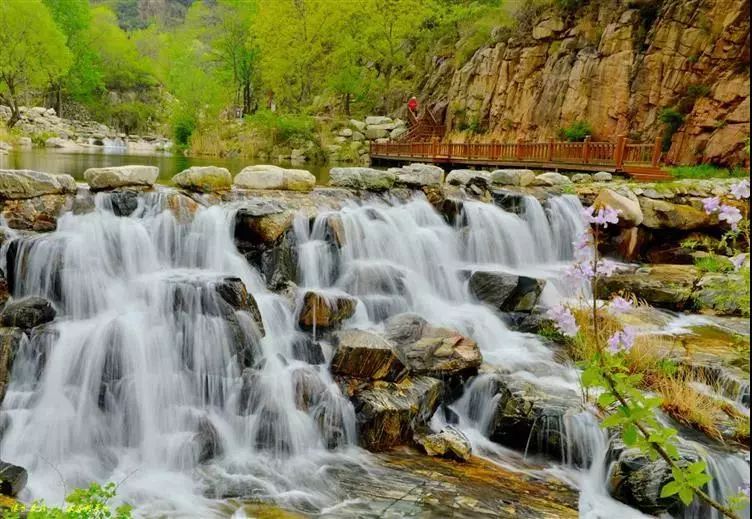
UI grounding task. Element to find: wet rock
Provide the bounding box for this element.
[237,369,263,415]
[194,417,223,463]
[329,167,396,191]
[84,165,158,190]
[490,169,536,187]
[0,193,74,231]
[467,270,546,312]
[0,461,27,496]
[596,265,700,310]
[639,198,711,230]
[388,163,444,187]
[330,329,406,381]
[594,189,643,227]
[298,291,356,330]
[608,444,700,516]
[107,189,140,216]
[0,328,24,404]
[291,366,327,411]
[172,166,232,192]
[415,426,472,461]
[384,314,482,378]
[694,272,747,315]
[0,276,8,307]
[253,405,293,454]
[234,165,315,192]
[290,335,325,364]
[0,297,55,330]
[213,277,265,335]
[343,375,443,451]
[0,170,76,200]
[593,171,613,182]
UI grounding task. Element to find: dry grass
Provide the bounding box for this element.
[656,374,724,442]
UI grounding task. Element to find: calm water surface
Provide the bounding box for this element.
[0,148,333,184]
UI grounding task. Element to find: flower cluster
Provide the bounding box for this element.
[607,327,636,354]
[546,304,579,337]
[583,205,620,228]
[609,296,632,315]
[702,179,749,231]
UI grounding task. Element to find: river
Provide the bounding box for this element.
[0,148,332,185]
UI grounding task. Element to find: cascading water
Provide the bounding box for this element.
[0,191,359,516]
[0,188,747,518]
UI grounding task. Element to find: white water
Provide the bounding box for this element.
[0,190,747,518]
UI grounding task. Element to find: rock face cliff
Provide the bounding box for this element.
[425,0,750,166]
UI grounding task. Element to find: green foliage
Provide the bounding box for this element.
[558,120,593,142]
[245,110,315,144]
[2,482,132,519]
[0,0,73,125]
[668,164,749,179]
[694,254,733,273]
[658,107,685,152]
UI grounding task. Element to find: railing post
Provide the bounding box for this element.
[582,135,591,164]
[547,140,554,162]
[515,138,524,161]
[651,136,662,167]
[614,135,627,170]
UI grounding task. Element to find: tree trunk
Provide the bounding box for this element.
[8,107,20,128]
[242,81,252,116]
[343,93,351,116]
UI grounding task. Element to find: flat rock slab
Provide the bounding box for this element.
[0,170,76,199]
[234,165,315,192]
[84,165,158,190]
[172,166,232,192]
[330,329,406,381]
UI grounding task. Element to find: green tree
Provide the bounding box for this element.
[0,0,73,127]
[43,0,103,113]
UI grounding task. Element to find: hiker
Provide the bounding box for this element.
[407,96,418,114]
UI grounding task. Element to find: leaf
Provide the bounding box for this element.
[687,461,706,474]
[597,392,616,408]
[622,424,638,446]
[678,487,694,505]
[581,367,600,387]
[660,481,681,498]
[601,414,625,428]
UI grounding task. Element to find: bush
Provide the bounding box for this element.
[557,120,592,142]
[2,482,131,519]
[245,110,315,145]
[172,111,197,147]
[107,101,156,135]
[658,107,685,151]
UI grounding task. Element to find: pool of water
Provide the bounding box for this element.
[0,148,333,185]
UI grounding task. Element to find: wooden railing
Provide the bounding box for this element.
[370,135,669,180]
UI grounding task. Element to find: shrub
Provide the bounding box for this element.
[107,101,156,135]
[2,482,131,519]
[557,120,592,142]
[658,107,685,151]
[171,111,197,147]
[245,110,315,144]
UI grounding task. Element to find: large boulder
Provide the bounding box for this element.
[388,163,444,187]
[467,270,546,312]
[330,329,406,381]
[234,165,315,192]
[172,166,231,192]
[490,169,536,187]
[0,297,55,330]
[596,265,700,310]
[342,375,443,451]
[0,328,24,404]
[365,127,389,140]
[0,170,76,199]
[593,171,613,182]
[445,169,490,186]
[84,165,159,190]
[329,167,396,191]
[0,461,27,496]
[593,189,643,227]
[639,198,711,230]
[298,291,357,330]
[365,116,393,126]
[414,426,472,461]
[533,172,572,186]
[0,193,73,231]
[608,444,700,516]
[384,314,482,378]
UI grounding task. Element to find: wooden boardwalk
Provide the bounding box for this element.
[370,136,671,181]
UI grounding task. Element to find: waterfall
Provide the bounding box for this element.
[0,191,357,516]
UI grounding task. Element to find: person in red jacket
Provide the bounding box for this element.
[407,96,418,114]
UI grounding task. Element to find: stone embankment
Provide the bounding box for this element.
[0,105,172,155]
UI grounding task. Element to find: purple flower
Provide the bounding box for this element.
[731,254,747,271]
[573,230,594,262]
[607,328,636,354]
[702,197,721,214]
[609,296,632,315]
[718,204,742,230]
[546,305,579,337]
[565,261,595,283]
[730,179,750,200]
[583,205,620,228]
[740,481,750,499]
[597,259,618,277]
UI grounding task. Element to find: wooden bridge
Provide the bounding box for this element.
[371,133,670,181]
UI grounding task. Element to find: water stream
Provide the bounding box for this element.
[0,189,747,517]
